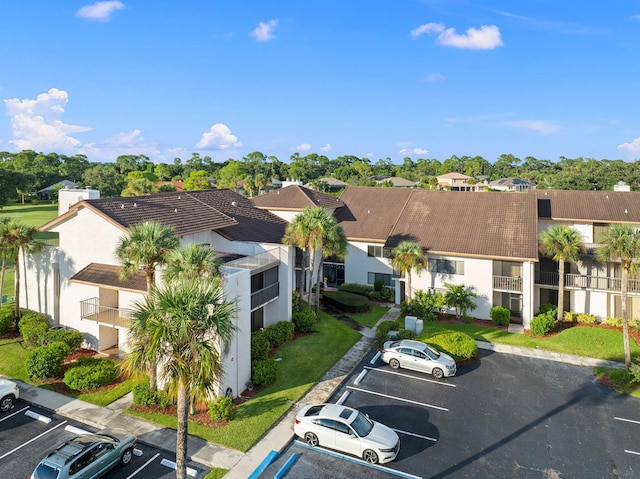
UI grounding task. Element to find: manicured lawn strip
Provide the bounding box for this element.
[203,468,228,479]
[594,367,640,398]
[77,378,145,406]
[0,337,30,380]
[127,311,362,452]
[347,305,389,328]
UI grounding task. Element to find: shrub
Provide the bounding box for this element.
[19,312,50,348]
[373,280,383,292]
[537,303,557,316]
[409,290,445,321]
[251,331,270,362]
[375,320,401,345]
[263,321,295,348]
[132,382,172,407]
[252,359,277,387]
[43,329,84,351]
[530,311,556,336]
[25,342,70,378]
[604,317,639,329]
[424,332,477,362]
[293,309,317,333]
[63,357,119,391]
[630,362,640,385]
[322,290,369,313]
[368,286,395,302]
[396,329,416,340]
[339,283,373,296]
[0,311,12,336]
[490,306,511,327]
[564,312,578,323]
[576,313,597,324]
[208,396,236,421]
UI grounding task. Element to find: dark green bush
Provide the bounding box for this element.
[408,290,445,321]
[375,320,401,345]
[25,342,70,378]
[132,382,172,407]
[530,311,556,336]
[19,312,50,348]
[396,329,416,340]
[425,332,477,362]
[373,280,383,292]
[208,396,235,421]
[43,329,84,352]
[252,359,277,387]
[251,331,270,361]
[263,321,295,348]
[322,290,369,313]
[490,306,511,326]
[630,362,640,385]
[63,357,119,391]
[538,303,557,316]
[292,309,317,333]
[367,286,395,302]
[339,283,373,296]
[0,310,12,336]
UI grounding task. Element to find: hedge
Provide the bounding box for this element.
[63,357,119,391]
[19,312,50,348]
[530,311,556,336]
[293,309,317,333]
[252,359,277,387]
[322,290,369,313]
[25,342,70,378]
[251,331,270,362]
[339,283,373,296]
[43,329,84,352]
[424,332,477,362]
[263,321,295,348]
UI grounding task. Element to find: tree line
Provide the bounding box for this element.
[2,149,640,204]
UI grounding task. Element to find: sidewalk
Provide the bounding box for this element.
[9,305,626,478]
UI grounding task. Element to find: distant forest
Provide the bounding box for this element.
[1,149,639,205]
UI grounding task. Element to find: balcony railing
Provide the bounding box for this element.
[251,282,279,310]
[535,272,640,294]
[80,297,133,328]
[224,248,283,272]
[493,275,523,292]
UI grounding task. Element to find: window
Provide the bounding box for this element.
[251,308,264,332]
[367,245,390,258]
[428,258,464,275]
[367,272,395,286]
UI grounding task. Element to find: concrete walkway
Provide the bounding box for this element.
[7,304,626,478]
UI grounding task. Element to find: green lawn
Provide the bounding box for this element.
[127,310,362,451]
[347,305,389,328]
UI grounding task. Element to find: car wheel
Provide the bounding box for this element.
[0,395,15,412]
[120,447,133,466]
[389,358,400,369]
[363,449,379,464]
[432,367,444,379]
[304,432,319,447]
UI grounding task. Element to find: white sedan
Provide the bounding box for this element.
[0,378,19,412]
[382,339,457,378]
[294,403,400,464]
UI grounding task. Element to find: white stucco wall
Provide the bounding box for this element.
[343,241,392,286]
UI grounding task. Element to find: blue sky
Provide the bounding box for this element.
[1,1,639,165]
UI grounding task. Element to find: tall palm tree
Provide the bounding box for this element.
[391,240,427,313]
[540,225,583,324]
[596,224,640,369]
[125,276,235,479]
[314,219,348,313]
[4,219,43,325]
[0,217,12,304]
[115,221,179,390]
[162,244,220,283]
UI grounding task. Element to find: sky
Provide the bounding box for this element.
[1,1,639,165]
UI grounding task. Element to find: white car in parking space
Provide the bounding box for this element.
[382,339,457,378]
[0,378,19,412]
[294,403,400,464]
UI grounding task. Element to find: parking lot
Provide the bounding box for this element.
[0,399,210,478]
[265,348,640,478]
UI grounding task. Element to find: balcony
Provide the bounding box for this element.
[80,297,133,328]
[493,275,523,292]
[224,248,283,273]
[252,282,279,310]
[535,272,640,294]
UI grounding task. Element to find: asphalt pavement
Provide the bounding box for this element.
[3,306,626,478]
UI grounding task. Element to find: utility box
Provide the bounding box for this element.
[405,316,417,333]
[415,319,423,335]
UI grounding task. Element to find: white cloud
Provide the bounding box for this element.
[632,14,640,22]
[320,143,331,152]
[399,147,429,156]
[3,88,91,151]
[296,143,311,152]
[424,73,445,82]
[196,123,242,150]
[250,19,278,42]
[365,152,374,158]
[76,1,124,22]
[80,129,163,160]
[412,22,503,50]
[505,120,560,135]
[618,137,640,153]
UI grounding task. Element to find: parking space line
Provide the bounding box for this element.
[294,440,423,479]
[364,366,457,387]
[625,450,640,456]
[393,428,437,442]
[0,420,67,460]
[614,417,640,425]
[126,452,160,478]
[347,386,448,412]
[0,405,29,423]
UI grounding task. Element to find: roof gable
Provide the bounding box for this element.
[251,185,344,210]
[532,190,640,223]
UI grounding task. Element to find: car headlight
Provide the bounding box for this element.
[446,364,455,369]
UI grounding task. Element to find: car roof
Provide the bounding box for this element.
[303,404,358,422]
[44,434,114,466]
[393,339,428,350]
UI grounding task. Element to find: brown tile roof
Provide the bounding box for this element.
[251,185,344,211]
[49,189,288,244]
[385,190,539,260]
[532,190,640,223]
[70,263,147,292]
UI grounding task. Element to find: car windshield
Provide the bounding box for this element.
[424,344,440,358]
[350,411,374,437]
[33,463,60,479]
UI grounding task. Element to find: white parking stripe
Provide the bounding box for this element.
[364,366,457,387]
[126,452,160,478]
[625,450,640,456]
[393,428,438,442]
[0,406,29,423]
[347,386,448,412]
[614,417,640,425]
[0,420,67,460]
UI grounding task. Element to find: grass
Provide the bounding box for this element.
[127,310,362,451]
[77,378,145,406]
[594,367,640,397]
[203,468,229,479]
[347,305,389,328]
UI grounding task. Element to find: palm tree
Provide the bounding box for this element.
[162,244,220,283]
[391,240,427,313]
[539,225,583,324]
[115,221,180,390]
[444,283,478,320]
[596,224,640,369]
[0,217,12,304]
[125,276,235,479]
[3,219,43,325]
[315,220,348,313]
